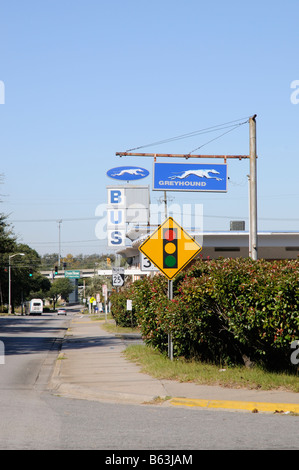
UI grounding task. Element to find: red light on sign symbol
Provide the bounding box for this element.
[163,228,178,268]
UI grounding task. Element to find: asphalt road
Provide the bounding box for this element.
[0,312,298,451]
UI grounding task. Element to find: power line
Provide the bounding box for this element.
[125,116,250,152]
[187,121,248,155]
[10,216,98,223]
[29,239,101,245]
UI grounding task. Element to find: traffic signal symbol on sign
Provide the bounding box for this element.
[163,228,178,269]
[139,217,202,280]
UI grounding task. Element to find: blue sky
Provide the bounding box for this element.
[0,0,299,257]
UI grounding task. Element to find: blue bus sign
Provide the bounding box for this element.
[107,166,149,181]
[153,162,227,192]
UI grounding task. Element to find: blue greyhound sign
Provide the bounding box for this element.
[107,166,149,181]
[153,162,227,192]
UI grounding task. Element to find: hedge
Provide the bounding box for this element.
[111,258,299,371]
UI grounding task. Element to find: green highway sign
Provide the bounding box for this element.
[65,270,81,279]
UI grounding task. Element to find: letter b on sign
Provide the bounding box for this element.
[108,188,125,207]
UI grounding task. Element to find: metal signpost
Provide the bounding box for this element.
[139,217,202,359]
[89,296,96,314]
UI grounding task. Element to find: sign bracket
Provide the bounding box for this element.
[116,115,258,260]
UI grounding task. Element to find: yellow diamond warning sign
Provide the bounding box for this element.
[138,217,202,280]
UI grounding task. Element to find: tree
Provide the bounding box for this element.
[9,243,46,310]
[40,253,59,269]
[0,215,18,310]
[0,212,51,312]
[48,278,74,309]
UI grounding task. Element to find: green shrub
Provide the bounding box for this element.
[131,275,169,352]
[110,258,299,371]
[110,284,137,328]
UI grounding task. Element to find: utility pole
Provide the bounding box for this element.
[163,191,167,219]
[249,115,258,260]
[57,219,62,267]
[116,114,258,260]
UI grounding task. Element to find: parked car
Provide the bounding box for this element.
[57,309,67,315]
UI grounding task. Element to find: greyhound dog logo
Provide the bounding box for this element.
[169,169,223,181]
[107,166,149,180]
[111,168,145,177]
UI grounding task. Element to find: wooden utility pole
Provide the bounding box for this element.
[249,115,258,260]
[116,115,258,259]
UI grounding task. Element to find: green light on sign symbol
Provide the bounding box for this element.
[163,228,178,268]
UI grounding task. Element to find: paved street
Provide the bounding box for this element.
[0,311,298,450]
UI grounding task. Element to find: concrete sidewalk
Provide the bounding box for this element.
[49,315,299,414]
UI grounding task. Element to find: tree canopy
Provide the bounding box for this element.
[0,214,51,311]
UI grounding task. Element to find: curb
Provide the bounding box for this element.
[169,397,299,414]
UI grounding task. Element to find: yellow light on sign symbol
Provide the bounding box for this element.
[165,242,176,254]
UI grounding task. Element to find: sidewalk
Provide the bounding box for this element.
[49,315,299,414]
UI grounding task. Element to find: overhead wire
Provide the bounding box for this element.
[125,116,251,152]
[187,120,248,155]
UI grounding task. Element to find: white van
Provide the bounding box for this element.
[25,299,43,315]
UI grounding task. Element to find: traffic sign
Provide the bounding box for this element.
[112,267,125,287]
[65,270,80,279]
[89,297,96,304]
[138,217,202,280]
[140,253,158,271]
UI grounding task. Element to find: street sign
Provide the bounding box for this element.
[102,284,108,300]
[112,267,125,287]
[89,297,96,304]
[65,270,80,279]
[153,162,227,192]
[140,253,158,271]
[138,217,202,280]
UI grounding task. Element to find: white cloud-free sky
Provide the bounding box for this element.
[0,0,298,256]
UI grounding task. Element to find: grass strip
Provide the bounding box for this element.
[124,344,299,393]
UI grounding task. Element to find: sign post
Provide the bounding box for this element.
[89,296,96,314]
[168,279,173,361]
[102,284,108,323]
[139,217,202,359]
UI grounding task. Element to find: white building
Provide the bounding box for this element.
[117,226,299,268]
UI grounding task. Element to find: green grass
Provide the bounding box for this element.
[97,320,299,392]
[97,318,140,335]
[123,344,299,393]
[100,322,140,335]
